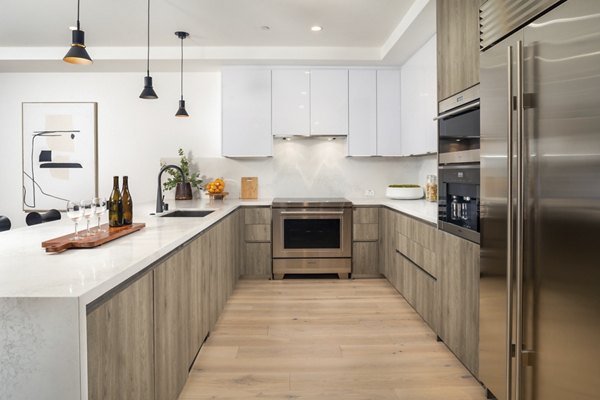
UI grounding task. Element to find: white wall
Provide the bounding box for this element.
[0,71,436,228]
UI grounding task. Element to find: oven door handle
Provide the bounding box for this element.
[433,100,480,121]
[280,210,345,215]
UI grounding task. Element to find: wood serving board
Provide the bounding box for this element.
[240,177,258,199]
[42,223,145,253]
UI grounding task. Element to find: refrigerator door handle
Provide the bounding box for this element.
[515,39,525,400]
[506,44,515,400]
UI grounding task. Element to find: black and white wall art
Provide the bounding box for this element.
[22,102,98,211]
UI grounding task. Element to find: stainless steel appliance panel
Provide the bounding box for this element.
[480,1,600,399]
[479,0,563,50]
[272,207,352,259]
[522,2,600,399]
[480,31,522,400]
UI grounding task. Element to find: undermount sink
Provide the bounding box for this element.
[160,210,214,218]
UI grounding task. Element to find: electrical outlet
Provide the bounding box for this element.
[365,189,375,197]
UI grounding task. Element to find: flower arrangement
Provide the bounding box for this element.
[161,148,203,192]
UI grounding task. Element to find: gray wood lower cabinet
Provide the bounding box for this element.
[241,206,272,279]
[379,207,480,376]
[87,210,241,400]
[87,271,154,400]
[395,250,437,330]
[382,208,438,332]
[154,245,192,400]
[437,230,480,376]
[352,207,380,277]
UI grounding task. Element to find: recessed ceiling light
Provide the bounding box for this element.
[311,26,322,32]
[261,26,270,31]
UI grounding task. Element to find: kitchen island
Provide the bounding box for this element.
[0,198,269,400]
[0,197,437,400]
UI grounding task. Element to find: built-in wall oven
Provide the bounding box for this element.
[437,85,480,243]
[437,84,480,165]
[272,198,352,279]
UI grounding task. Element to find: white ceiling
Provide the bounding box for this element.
[0,0,436,71]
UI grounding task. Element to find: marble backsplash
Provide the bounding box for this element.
[163,138,437,200]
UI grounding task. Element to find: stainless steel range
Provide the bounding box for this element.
[272,198,352,279]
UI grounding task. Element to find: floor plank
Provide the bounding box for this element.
[179,279,485,400]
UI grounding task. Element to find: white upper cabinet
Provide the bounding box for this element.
[222,68,272,157]
[272,69,311,136]
[376,70,403,156]
[401,35,437,155]
[272,69,348,137]
[348,70,377,156]
[310,69,348,136]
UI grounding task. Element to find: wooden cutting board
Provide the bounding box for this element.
[42,223,145,253]
[240,177,258,199]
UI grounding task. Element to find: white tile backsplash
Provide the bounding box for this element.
[164,139,437,200]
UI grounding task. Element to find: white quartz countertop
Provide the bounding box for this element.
[0,198,270,302]
[348,198,438,225]
[0,196,436,302]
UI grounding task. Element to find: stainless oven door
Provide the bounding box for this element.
[273,207,352,258]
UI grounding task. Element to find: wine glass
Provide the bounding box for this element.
[92,197,107,233]
[66,201,84,240]
[81,199,96,236]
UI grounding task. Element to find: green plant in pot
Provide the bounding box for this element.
[161,148,203,200]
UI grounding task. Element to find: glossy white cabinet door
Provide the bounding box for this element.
[310,69,348,136]
[376,70,403,156]
[222,69,272,157]
[348,70,377,156]
[401,35,437,156]
[272,69,310,136]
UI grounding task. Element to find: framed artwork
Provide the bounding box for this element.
[22,102,98,211]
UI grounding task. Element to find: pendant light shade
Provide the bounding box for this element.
[140,0,158,99]
[175,31,190,117]
[175,100,189,117]
[63,0,92,64]
[140,76,158,99]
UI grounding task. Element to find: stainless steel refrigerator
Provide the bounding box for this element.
[479,0,600,399]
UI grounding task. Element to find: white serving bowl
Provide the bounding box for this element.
[385,186,424,200]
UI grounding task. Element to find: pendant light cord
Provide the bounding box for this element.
[146,0,150,77]
[77,0,81,30]
[180,37,184,100]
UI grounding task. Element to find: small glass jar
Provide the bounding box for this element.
[426,175,438,202]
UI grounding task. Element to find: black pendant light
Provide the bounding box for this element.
[63,0,93,64]
[175,31,190,117]
[139,0,158,99]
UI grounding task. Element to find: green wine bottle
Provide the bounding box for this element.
[108,176,123,227]
[121,176,133,225]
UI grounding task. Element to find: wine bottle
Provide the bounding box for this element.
[121,176,133,225]
[108,176,123,227]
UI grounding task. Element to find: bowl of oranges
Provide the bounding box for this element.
[205,178,228,200]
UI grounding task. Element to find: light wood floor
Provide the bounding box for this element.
[179,279,486,400]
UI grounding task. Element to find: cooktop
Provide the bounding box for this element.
[272,197,352,208]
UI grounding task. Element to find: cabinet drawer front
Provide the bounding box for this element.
[353,207,379,224]
[244,207,271,225]
[395,212,436,251]
[396,233,437,278]
[395,250,437,330]
[244,224,271,242]
[352,242,380,277]
[412,262,437,330]
[242,242,272,278]
[411,219,437,251]
[353,223,379,242]
[395,212,411,236]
